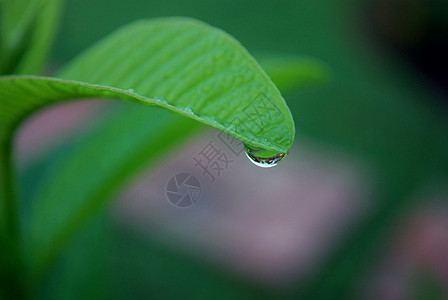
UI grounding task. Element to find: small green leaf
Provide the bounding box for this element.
[0,0,61,74]
[13,0,62,74]
[258,55,331,91]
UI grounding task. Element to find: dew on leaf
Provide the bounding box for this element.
[244,144,286,168]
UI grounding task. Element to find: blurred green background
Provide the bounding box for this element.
[15,0,448,299]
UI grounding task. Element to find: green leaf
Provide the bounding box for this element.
[0,0,61,74]
[0,0,40,38]
[258,54,331,92]
[1,17,294,153]
[13,0,63,74]
[0,0,42,58]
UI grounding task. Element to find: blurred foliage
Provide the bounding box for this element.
[2,0,447,299]
[1,0,322,299]
[411,269,446,300]
[0,0,61,74]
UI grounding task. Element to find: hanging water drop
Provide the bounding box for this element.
[244,144,286,168]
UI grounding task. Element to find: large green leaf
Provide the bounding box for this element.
[1,17,294,153]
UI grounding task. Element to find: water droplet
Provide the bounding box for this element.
[127,88,135,93]
[244,144,286,168]
[152,96,168,104]
[180,105,196,115]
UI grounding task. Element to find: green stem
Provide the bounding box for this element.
[1,134,19,239]
[0,133,24,299]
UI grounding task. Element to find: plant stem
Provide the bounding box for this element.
[0,134,19,239]
[0,133,24,299]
